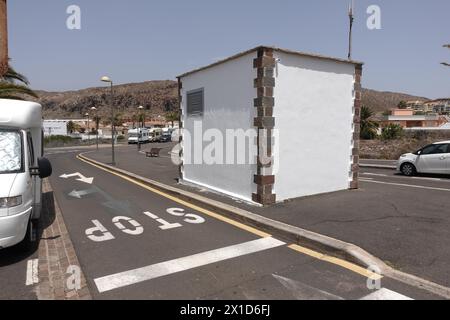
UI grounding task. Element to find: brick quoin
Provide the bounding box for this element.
[253,47,277,206]
[350,64,363,190]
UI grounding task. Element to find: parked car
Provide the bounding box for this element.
[160,132,172,143]
[0,100,53,251]
[397,141,450,176]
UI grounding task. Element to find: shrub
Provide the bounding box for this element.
[381,124,404,140]
[44,135,74,145]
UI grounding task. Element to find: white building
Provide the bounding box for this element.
[177,46,363,206]
[43,120,69,136]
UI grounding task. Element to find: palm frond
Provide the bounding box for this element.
[0,82,39,99]
[2,65,30,85]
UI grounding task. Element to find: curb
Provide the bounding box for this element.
[37,179,92,300]
[78,152,450,299]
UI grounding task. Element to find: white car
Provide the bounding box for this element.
[397,141,450,176]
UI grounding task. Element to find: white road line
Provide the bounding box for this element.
[94,237,285,293]
[25,259,39,286]
[360,179,450,192]
[360,288,413,300]
[412,177,442,182]
[362,173,388,177]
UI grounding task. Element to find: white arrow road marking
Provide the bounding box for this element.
[26,259,39,286]
[60,172,94,185]
[69,189,98,199]
[94,237,285,293]
[360,288,413,300]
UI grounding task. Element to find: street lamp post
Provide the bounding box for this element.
[101,76,115,165]
[85,112,90,145]
[91,107,99,151]
[137,106,144,151]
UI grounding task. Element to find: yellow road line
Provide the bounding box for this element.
[288,244,383,280]
[77,156,271,238]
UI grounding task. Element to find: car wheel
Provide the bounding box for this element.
[17,219,36,252]
[401,163,416,176]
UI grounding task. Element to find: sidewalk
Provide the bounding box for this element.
[84,145,450,291]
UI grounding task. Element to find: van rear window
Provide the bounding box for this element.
[0,131,23,174]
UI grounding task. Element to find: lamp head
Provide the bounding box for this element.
[101,76,112,83]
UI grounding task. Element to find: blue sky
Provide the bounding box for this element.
[7,0,450,98]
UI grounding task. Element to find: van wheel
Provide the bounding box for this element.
[401,163,416,176]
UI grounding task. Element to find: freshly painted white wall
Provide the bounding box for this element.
[180,52,258,202]
[273,51,356,200]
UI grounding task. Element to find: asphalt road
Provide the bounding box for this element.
[1,149,447,300]
[42,151,440,300]
[0,243,39,300]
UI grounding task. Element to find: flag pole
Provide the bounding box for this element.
[348,0,354,60]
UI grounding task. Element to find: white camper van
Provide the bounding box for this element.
[128,128,150,144]
[0,100,52,250]
[149,128,163,142]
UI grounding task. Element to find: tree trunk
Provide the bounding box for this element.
[0,0,8,77]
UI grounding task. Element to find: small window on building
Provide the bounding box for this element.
[187,89,204,117]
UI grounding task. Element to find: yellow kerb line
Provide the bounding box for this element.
[77,156,271,238]
[288,244,383,280]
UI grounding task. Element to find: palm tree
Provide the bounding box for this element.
[165,111,180,127]
[0,64,38,100]
[360,106,379,140]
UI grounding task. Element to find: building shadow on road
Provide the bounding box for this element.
[0,191,56,267]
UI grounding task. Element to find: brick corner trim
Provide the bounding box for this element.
[253,47,277,206]
[177,78,184,181]
[350,65,363,190]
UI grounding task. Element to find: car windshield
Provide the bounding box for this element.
[0,130,23,174]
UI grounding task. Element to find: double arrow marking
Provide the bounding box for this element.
[60,172,94,185]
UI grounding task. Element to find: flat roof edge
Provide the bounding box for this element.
[177,45,364,79]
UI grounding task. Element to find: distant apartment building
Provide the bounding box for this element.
[424,98,450,114]
[380,109,448,129]
[405,100,427,112]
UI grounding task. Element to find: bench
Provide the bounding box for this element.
[146,148,162,158]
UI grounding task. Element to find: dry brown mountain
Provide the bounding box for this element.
[35,80,179,120]
[34,81,428,119]
[361,88,429,113]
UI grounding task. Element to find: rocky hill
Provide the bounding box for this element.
[34,81,429,119]
[361,88,428,113]
[35,80,179,120]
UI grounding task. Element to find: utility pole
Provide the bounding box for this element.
[348,0,355,60]
[0,0,8,77]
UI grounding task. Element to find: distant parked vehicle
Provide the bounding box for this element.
[397,141,450,176]
[128,128,150,144]
[160,132,172,143]
[149,128,163,142]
